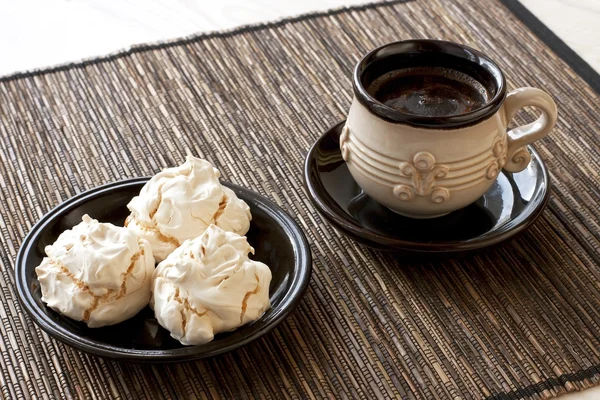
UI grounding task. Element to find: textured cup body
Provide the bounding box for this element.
[342,98,509,218]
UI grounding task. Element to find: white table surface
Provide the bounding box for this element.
[1,0,599,398]
[1,0,599,76]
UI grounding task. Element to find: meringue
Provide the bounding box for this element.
[152,225,271,345]
[125,156,251,262]
[35,215,155,328]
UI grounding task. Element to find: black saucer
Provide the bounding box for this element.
[15,178,312,362]
[304,121,550,253]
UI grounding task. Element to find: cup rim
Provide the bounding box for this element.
[353,39,507,129]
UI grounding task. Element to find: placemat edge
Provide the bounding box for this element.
[0,0,415,83]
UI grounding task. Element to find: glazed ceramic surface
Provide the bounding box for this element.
[345,40,557,218]
[15,178,312,362]
[305,121,551,252]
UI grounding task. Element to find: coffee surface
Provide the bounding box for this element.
[367,67,490,117]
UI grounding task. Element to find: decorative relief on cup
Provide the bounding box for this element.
[508,146,531,171]
[498,156,507,169]
[430,188,450,204]
[393,185,413,201]
[396,151,450,203]
[486,136,508,180]
[486,162,499,179]
[492,137,506,158]
[340,124,350,161]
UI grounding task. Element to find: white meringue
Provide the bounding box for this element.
[35,215,155,328]
[125,156,251,262]
[152,225,271,345]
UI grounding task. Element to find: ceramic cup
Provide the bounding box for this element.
[342,40,557,218]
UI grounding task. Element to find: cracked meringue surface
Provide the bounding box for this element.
[152,225,272,345]
[125,156,252,262]
[35,215,155,328]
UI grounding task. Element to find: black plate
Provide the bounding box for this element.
[304,121,550,252]
[15,178,312,362]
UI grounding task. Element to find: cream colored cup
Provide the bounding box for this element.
[342,40,557,218]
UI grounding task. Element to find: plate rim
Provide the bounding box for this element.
[303,120,551,252]
[15,177,312,362]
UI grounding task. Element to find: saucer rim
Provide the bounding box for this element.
[15,177,312,362]
[303,120,551,252]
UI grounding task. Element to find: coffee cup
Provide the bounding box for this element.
[341,40,557,218]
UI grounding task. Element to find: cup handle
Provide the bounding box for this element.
[503,87,557,173]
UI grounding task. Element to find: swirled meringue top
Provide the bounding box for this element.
[126,156,251,262]
[152,224,271,345]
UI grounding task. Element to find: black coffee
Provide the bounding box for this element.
[366,66,490,117]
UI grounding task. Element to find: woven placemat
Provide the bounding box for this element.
[1,0,600,398]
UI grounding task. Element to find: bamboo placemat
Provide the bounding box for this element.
[1,0,600,398]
